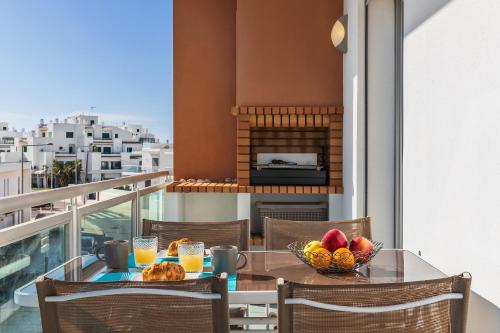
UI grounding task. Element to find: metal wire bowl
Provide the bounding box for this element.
[288,240,383,273]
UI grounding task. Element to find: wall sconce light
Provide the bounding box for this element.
[331,15,348,53]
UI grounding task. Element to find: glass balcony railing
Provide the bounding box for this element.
[0,224,66,333]
[81,201,132,255]
[0,171,169,333]
[122,165,143,173]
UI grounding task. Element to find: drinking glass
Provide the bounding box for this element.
[133,236,158,268]
[178,241,204,273]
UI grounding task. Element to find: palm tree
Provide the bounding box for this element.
[73,159,82,184]
[42,164,49,188]
[52,161,68,187]
[52,160,82,187]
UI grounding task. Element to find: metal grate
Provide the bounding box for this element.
[256,202,328,236]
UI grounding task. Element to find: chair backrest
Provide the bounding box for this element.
[264,217,372,250]
[143,219,250,251]
[36,275,229,333]
[277,273,471,333]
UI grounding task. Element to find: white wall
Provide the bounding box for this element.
[366,0,395,248]
[342,0,366,220]
[403,0,500,330]
[0,163,31,224]
[184,193,238,222]
[163,193,241,223]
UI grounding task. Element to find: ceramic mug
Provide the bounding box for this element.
[210,245,247,275]
[95,240,129,269]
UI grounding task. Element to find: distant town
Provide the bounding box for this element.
[0,114,172,227]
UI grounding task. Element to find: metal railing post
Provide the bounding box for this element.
[69,200,81,258]
[132,183,141,238]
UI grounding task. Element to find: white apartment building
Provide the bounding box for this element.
[0,122,27,153]
[0,161,31,228]
[0,115,171,188]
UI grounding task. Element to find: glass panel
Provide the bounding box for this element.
[140,190,165,221]
[81,201,132,255]
[0,225,66,333]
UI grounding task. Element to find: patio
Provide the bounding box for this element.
[0,170,475,332]
[0,0,499,332]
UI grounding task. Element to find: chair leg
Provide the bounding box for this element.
[229,306,247,330]
[268,311,277,330]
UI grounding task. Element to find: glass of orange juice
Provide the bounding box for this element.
[133,236,158,268]
[178,241,204,273]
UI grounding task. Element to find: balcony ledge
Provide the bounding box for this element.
[166,181,343,194]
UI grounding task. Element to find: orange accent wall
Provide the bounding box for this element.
[236,0,343,105]
[173,0,237,181]
[173,0,343,180]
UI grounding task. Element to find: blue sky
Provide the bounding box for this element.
[0,0,173,142]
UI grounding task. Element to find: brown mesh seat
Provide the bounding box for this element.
[264,217,372,250]
[143,219,250,251]
[36,275,230,333]
[277,273,471,333]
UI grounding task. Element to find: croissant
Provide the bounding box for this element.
[167,238,189,256]
[142,262,185,281]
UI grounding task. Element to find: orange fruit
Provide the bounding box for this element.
[332,248,355,270]
[309,248,332,269]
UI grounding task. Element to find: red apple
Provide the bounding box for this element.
[349,236,373,260]
[321,228,348,252]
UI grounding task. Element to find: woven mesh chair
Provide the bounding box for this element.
[36,275,229,333]
[264,217,372,250]
[143,219,250,251]
[277,273,471,333]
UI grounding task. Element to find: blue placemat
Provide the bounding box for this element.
[92,253,236,291]
[91,271,141,282]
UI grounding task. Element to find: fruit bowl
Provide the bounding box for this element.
[288,240,383,273]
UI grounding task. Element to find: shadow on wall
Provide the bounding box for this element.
[402,0,500,331]
[468,292,500,332]
[404,0,453,36]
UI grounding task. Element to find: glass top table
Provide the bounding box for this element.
[15,249,446,306]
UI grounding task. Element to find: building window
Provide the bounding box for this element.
[48,132,53,138]
[66,132,74,138]
[114,133,118,139]
[111,161,122,169]
[137,129,140,133]
[59,146,63,150]
[23,146,27,152]
[127,147,132,153]
[101,161,109,170]
[2,126,6,130]
[140,137,155,143]
[102,133,110,139]
[90,120,95,125]
[152,158,159,167]
[42,132,46,138]
[87,132,92,137]
[102,147,111,154]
